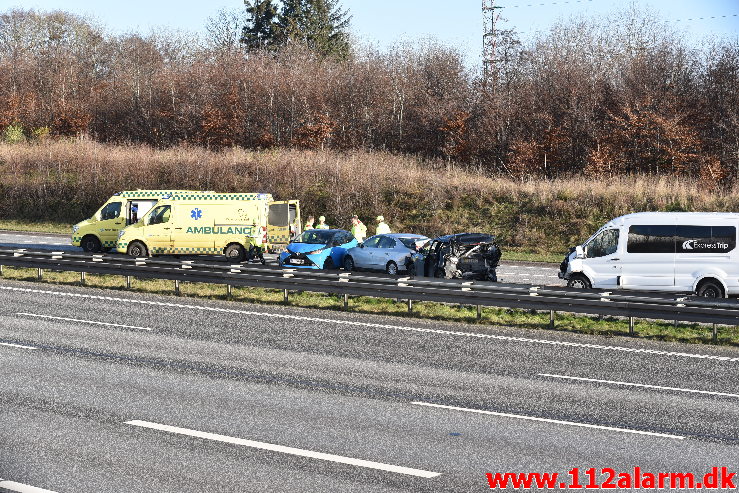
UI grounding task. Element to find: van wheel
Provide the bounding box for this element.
[567,274,591,289]
[127,241,148,258]
[225,243,246,263]
[81,235,102,253]
[343,256,355,271]
[697,279,724,298]
[386,261,399,275]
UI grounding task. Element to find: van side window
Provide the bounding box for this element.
[100,202,122,220]
[586,229,619,258]
[627,225,675,253]
[676,225,736,253]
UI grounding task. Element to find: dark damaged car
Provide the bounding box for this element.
[408,233,502,281]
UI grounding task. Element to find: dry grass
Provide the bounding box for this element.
[2,140,739,254]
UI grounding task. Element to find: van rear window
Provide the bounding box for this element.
[676,225,735,253]
[627,225,736,254]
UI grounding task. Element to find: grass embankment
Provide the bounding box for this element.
[4,140,739,260]
[2,267,737,346]
[0,219,70,235]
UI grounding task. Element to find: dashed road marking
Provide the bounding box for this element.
[539,373,739,398]
[126,419,441,478]
[0,341,37,350]
[16,312,153,331]
[2,285,739,362]
[0,479,58,492]
[412,402,685,440]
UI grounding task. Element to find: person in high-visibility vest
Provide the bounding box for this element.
[316,215,330,229]
[375,215,391,234]
[350,215,367,242]
[304,215,315,230]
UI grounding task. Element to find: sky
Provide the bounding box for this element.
[7,0,739,62]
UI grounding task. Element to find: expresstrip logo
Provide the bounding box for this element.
[682,239,729,250]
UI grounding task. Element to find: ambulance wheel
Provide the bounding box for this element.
[323,257,336,270]
[127,241,148,258]
[81,235,102,253]
[225,243,246,263]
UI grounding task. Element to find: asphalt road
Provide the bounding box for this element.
[0,231,565,287]
[0,280,737,492]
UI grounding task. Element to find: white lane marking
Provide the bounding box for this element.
[0,479,59,493]
[2,285,739,362]
[16,312,153,332]
[412,402,685,440]
[126,420,441,478]
[0,342,37,350]
[539,373,739,398]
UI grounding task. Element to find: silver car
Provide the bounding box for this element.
[343,233,429,275]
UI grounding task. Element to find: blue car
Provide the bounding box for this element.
[279,229,358,269]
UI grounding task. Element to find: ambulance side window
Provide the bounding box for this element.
[147,205,171,225]
[100,202,122,220]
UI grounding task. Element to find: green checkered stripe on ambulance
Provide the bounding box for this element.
[268,234,291,243]
[171,194,269,201]
[119,190,181,198]
[166,247,223,254]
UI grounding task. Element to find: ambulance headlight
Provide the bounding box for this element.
[307,248,325,255]
[117,230,125,239]
[72,224,79,233]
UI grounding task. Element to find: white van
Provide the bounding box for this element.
[559,212,739,298]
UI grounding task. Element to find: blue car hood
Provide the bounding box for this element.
[287,242,328,254]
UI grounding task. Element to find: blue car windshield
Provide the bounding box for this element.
[295,230,334,245]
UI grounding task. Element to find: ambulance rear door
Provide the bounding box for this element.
[268,201,298,246]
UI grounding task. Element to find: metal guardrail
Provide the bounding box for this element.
[0,248,737,342]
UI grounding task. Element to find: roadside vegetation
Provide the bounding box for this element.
[3,140,739,259]
[1,267,737,346]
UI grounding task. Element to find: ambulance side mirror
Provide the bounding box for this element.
[575,245,585,259]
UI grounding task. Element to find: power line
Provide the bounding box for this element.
[503,0,738,23]
[675,14,738,22]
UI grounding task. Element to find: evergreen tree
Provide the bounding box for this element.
[277,0,351,59]
[241,0,279,50]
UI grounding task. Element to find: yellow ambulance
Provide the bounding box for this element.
[115,192,300,262]
[72,190,204,252]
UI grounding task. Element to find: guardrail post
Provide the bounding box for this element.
[712,324,718,344]
[37,268,43,281]
[283,289,289,304]
[174,280,180,295]
[0,264,4,276]
[477,305,482,320]
[80,271,86,285]
[407,299,413,313]
[549,310,555,329]
[227,285,233,298]
[343,293,349,310]
[125,276,132,289]
[628,316,635,336]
